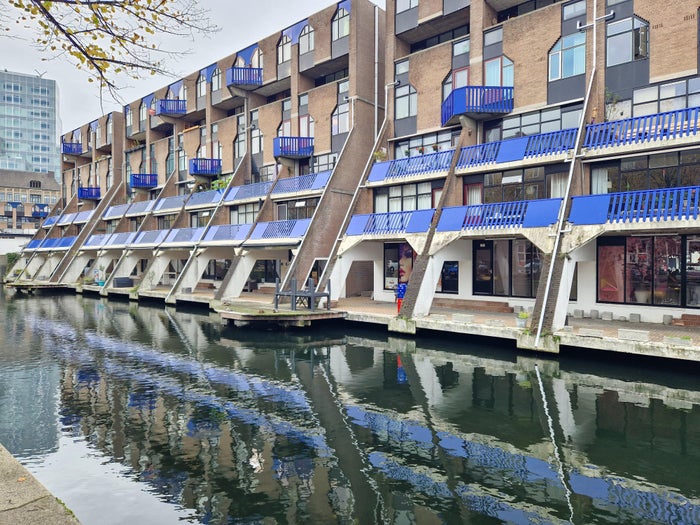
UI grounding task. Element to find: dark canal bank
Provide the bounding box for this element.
[0,291,699,524]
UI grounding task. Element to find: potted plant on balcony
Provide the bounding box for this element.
[417,146,425,154]
[516,310,530,328]
[431,144,439,152]
[373,148,387,162]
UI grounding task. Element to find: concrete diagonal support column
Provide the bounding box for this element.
[394,120,472,326]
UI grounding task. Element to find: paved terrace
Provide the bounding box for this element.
[216,293,700,362]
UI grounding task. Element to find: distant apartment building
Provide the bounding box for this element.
[0,169,60,231]
[0,70,60,179]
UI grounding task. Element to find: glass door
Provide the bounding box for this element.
[473,240,493,295]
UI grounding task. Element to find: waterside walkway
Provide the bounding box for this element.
[216,294,700,362]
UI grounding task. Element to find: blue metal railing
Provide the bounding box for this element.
[106,232,137,246]
[163,227,205,245]
[84,234,111,248]
[442,86,514,126]
[32,205,49,218]
[132,229,169,245]
[156,99,187,116]
[438,201,533,230]
[225,181,274,202]
[456,142,500,168]
[62,142,83,155]
[524,128,577,157]
[272,171,330,194]
[73,210,94,223]
[104,203,131,218]
[226,67,263,86]
[249,219,311,240]
[42,216,58,227]
[125,200,156,215]
[78,187,101,200]
[202,224,251,243]
[186,189,222,207]
[569,186,700,225]
[189,158,222,176]
[273,137,314,158]
[130,173,158,188]
[583,107,700,150]
[385,150,454,179]
[25,239,41,250]
[155,194,187,212]
[57,213,77,225]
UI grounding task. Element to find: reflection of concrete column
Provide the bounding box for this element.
[295,359,381,524]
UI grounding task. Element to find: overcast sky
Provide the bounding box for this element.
[1,0,384,134]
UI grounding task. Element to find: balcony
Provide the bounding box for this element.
[155,99,187,116]
[161,227,206,246]
[201,224,252,245]
[273,137,314,159]
[456,128,577,171]
[272,171,331,195]
[130,173,158,189]
[347,209,435,235]
[437,199,562,231]
[583,106,700,151]
[442,86,514,126]
[78,187,101,200]
[247,219,311,243]
[189,158,222,177]
[62,142,83,155]
[226,67,263,89]
[368,151,454,183]
[32,204,49,218]
[224,181,274,203]
[568,186,700,225]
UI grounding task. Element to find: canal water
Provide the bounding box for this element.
[0,292,698,525]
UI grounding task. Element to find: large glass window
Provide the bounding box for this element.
[299,25,314,54]
[374,182,436,212]
[549,33,585,81]
[485,56,514,87]
[384,242,414,289]
[473,239,541,298]
[397,0,418,13]
[395,84,417,120]
[211,68,221,91]
[332,8,350,40]
[277,35,291,64]
[332,103,350,135]
[606,17,649,67]
[196,74,206,97]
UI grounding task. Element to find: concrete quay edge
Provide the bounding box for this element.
[0,442,80,525]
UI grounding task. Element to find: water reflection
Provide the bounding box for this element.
[0,293,699,524]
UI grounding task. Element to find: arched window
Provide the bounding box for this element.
[180,84,188,101]
[139,102,147,123]
[251,48,263,69]
[211,68,222,91]
[299,25,314,54]
[485,56,514,87]
[278,35,291,64]
[332,8,350,41]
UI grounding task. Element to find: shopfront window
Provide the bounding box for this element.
[473,239,541,298]
[384,242,414,290]
[437,261,458,294]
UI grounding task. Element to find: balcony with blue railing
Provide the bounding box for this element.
[189,158,222,177]
[73,210,94,223]
[583,106,700,151]
[105,231,137,247]
[130,173,158,189]
[42,215,58,227]
[57,212,77,226]
[437,199,562,232]
[155,99,187,116]
[125,199,156,216]
[62,142,83,155]
[272,171,332,195]
[83,233,112,249]
[247,219,312,243]
[226,67,263,88]
[273,137,314,159]
[32,204,49,218]
[186,189,222,208]
[104,202,131,219]
[456,128,577,171]
[368,151,454,183]
[154,194,187,213]
[161,227,206,246]
[78,187,101,200]
[568,186,700,226]
[442,86,514,126]
[24,239,42,251]
[224,181,274,203]
[132,229,169,246]
[346,209,436,236]
[38,236,76,250]
[201,224,252,245]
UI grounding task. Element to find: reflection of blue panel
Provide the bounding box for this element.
[436,206,466,232]
[405,209,434,233]
[524,456,558,481]
[346,214,370,235]
[569,472,609,500]
[367,161,391,182]
[522,198,562,227]
[496,136,528,163]
[569,194,611,225]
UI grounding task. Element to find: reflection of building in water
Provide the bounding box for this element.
[22,294,700,524]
